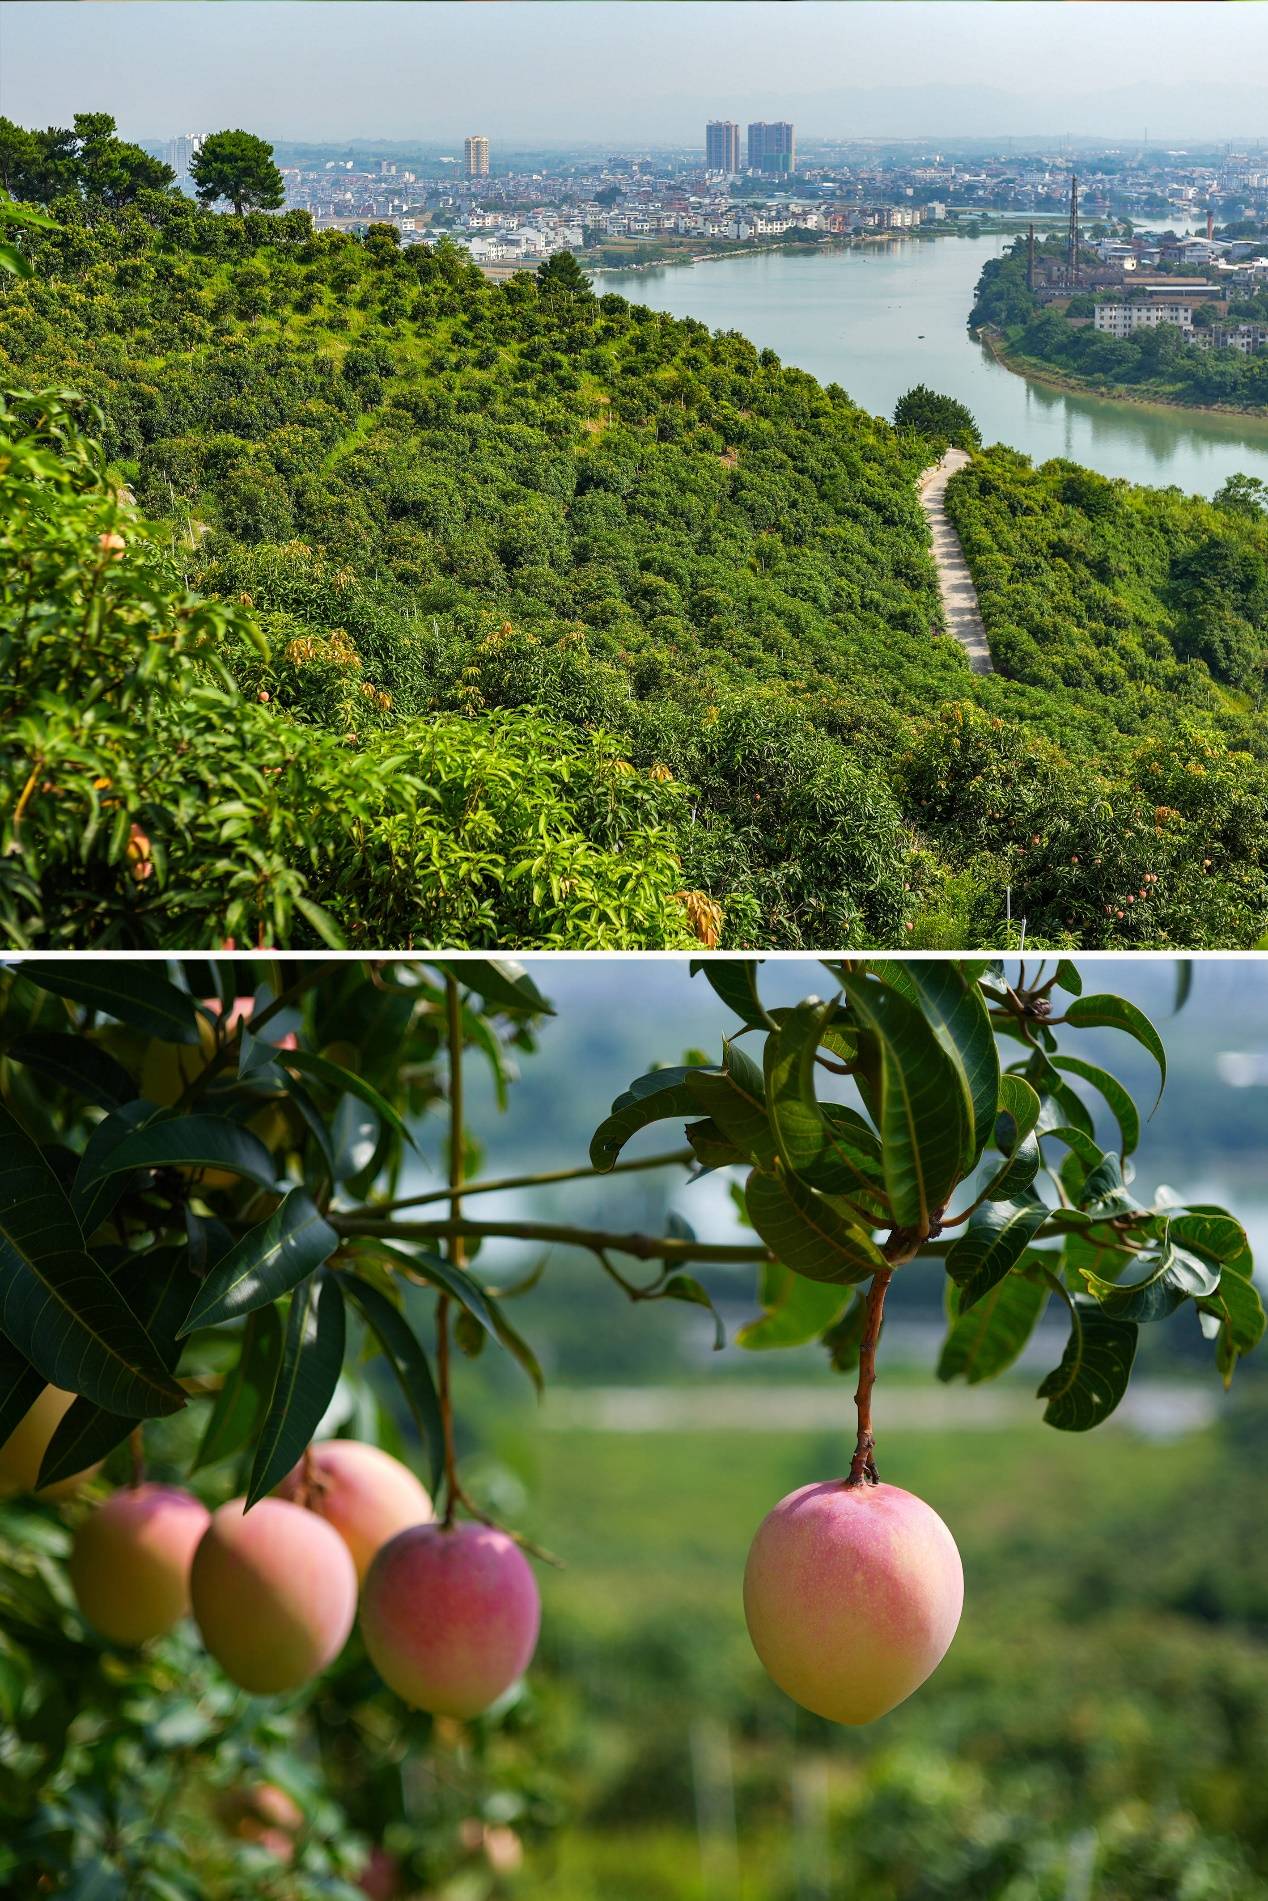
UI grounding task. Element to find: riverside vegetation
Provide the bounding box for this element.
[970,230,1268,415]
[4,139,1268,947]
[0,954,1264,1898]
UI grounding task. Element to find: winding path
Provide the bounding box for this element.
[917,448,993,675]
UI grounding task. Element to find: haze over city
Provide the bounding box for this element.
[4,1,1268,144]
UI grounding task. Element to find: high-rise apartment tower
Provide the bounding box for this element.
[705,121,741,173]
[164,134,201,189]
[746,122,796,176]
[464,135,490,179]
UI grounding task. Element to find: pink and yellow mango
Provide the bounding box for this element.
[70,1484,211,1645]
[277,1440,432,1582]
[191,1497,357,1694]
[743,1479,963,1725]
[0,1387,102,1500]
[360,1521,540,1718]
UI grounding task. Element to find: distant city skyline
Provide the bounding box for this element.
[3,3,1268,145]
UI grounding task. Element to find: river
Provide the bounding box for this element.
[590,233,1268,497]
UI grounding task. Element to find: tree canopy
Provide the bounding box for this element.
[893,384,982,450]
[190,130,285,218]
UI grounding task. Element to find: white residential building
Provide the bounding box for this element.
[1094,301,1194,339]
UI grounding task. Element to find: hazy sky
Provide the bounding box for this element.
[3,3,1267,146]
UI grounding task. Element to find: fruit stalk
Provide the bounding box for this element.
[846,1268,892,1487]
[846,1228,927,1487]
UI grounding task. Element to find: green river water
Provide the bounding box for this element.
[591,232,1268,498]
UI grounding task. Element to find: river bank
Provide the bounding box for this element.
[976,324,1268,428]
[586,238,1268,494]
[585,222,1033,278]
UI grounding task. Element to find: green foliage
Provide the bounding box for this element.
[893,383,982,450]
[0,954,1265,1896]
[972,235,1268,413]
[0,192,60,279]
[190,130,285,218]
[934,450,1268,945]
[594,958,1260,1428]
[2,181,1268,944]
[0,113,174,209]
[0,394,697,949]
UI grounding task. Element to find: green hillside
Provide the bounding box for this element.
[4,190,1268,947]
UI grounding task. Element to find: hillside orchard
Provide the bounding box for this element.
[3,160,1268,947]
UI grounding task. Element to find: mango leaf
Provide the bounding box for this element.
[1053,960,1083,997]
[937,1266,1049,1384]
[822,1290,871,1373]
[0,1337,44,1448]
[18,963,201,1046]
[1062,994,1166,1111]
[1078,1152,1143,1219]
[7,1033,138,1112]
[840,972,968,1232]
[353,1240,501,1335]
[590,1067,702,1171]
[973,1074,1043,1204]
[658,1275,725,1350]
[285,1078,337,1184]
[781,1104,889,1221]
[1032,1073,1096,1141]
[737,1262,850,1350]
[745,1166,885,1285]
[764,995,837,1174]
[1081,1235,1217,1324]
[686,1043,774,1168]
[279,1048,418,1155]
[344,1274,444,1493]
[1050,1056,1140,1159]
[1198,1272,1266,1387]
[245,1274,346,1508]
[194,1304,285,1471]
[1038,1298,1137,1431]
[0,1104,185,1419]
[76,1113,278,1194]
[433,958,554,1018]
[946,1198,1049,1312]
[38,1247,195,1487]
[903,961,999,1168]
[179,1190,338,1335]
[482,1298,544,1395]
[1043,1124,1106,1173]
[684,1118,744,1172]
[71,1101,163,1237]
[690,958,771,1029]
[1167,1211,1250,1268]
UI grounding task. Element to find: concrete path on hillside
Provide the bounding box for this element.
[917,447,993,675]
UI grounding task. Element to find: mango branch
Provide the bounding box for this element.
[332,1214,773,1267]
[343,1147,695,1220]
